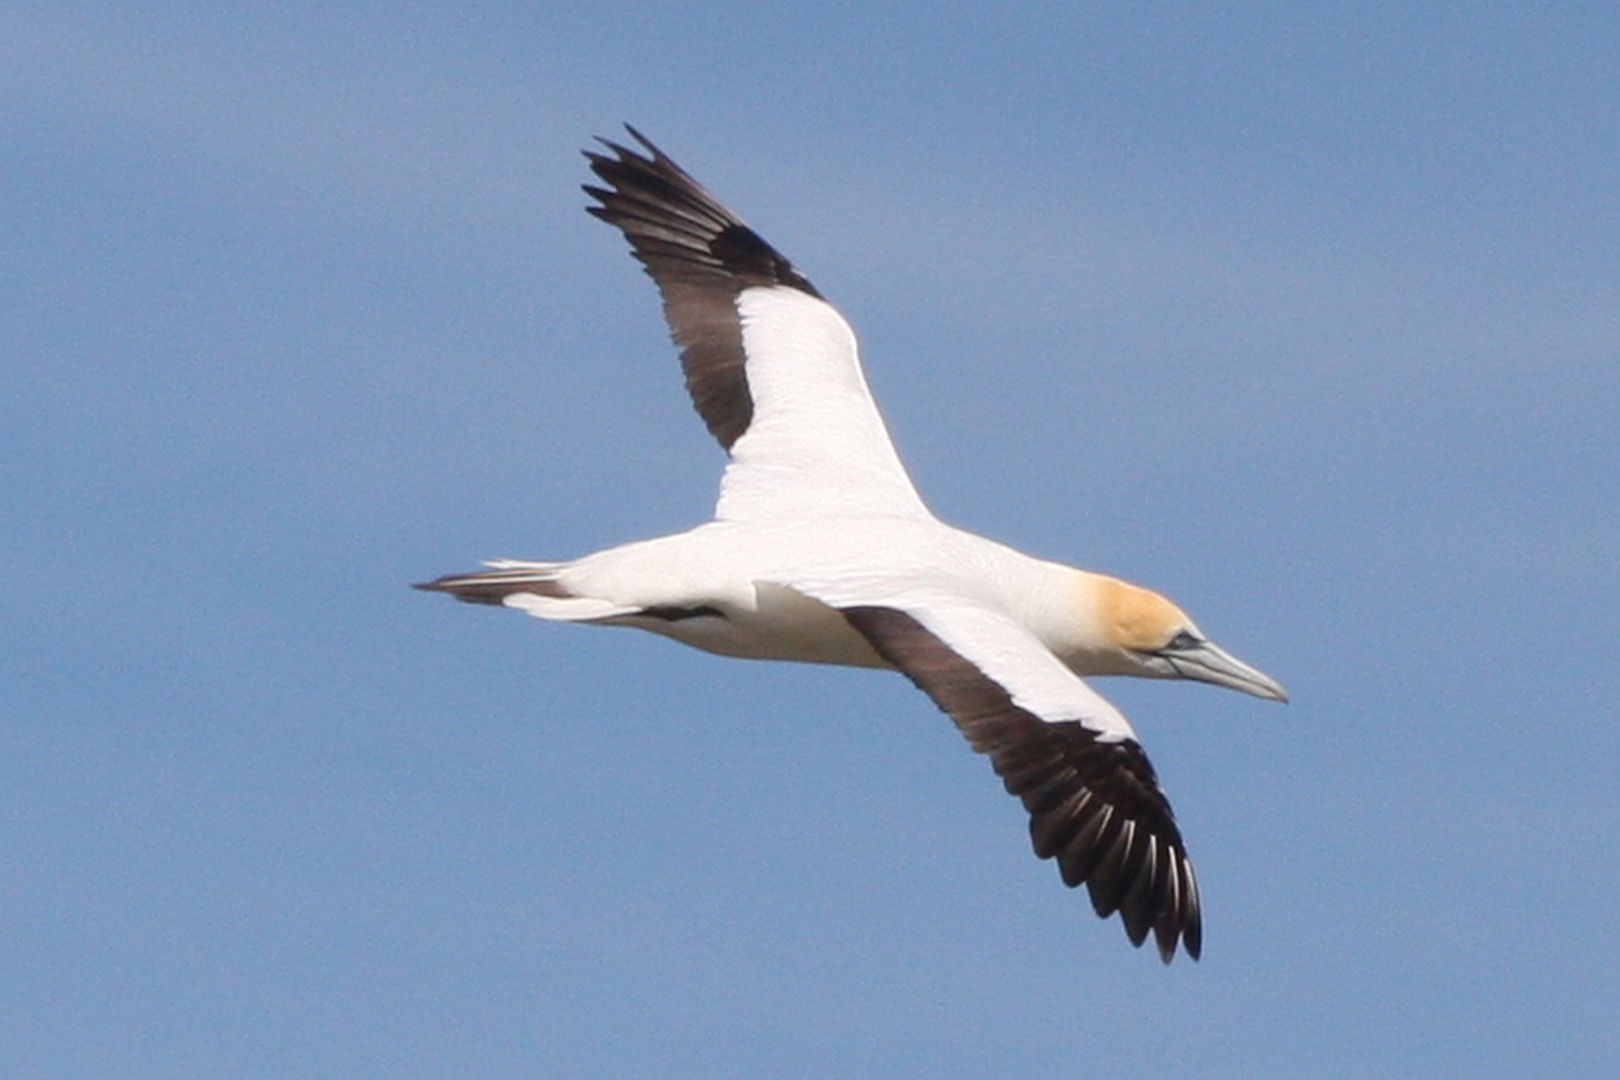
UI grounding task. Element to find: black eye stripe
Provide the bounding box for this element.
[1165,631,1200,652]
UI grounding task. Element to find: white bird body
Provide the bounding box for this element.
[420,129,1286,962]
[490,517,1100,673]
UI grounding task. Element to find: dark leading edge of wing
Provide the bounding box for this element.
[842,606,1203,963]
[584,125,822,450]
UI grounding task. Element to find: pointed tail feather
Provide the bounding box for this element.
[414,561,637,621]
[413,561,570,606]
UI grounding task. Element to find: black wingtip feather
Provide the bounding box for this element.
[582,127,822,299]
[580,125,832,451]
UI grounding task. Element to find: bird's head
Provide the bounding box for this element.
[1091,575,1288,702]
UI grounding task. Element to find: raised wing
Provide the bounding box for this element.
[826,598,1202,962]
[584,128,931,522]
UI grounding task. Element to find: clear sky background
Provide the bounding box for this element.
[4,3,1617,1077]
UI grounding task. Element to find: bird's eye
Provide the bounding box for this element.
[1165,630,1200,651]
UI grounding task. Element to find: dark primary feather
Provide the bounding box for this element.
[583,125,821,450]
[842,606,1202,962]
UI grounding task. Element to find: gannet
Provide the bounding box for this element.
[418,127,1286,963]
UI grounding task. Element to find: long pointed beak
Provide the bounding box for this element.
[1162,640,1289,702]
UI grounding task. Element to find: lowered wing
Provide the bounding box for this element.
[780,579,1202,962]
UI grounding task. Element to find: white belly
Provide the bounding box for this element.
[611,581,890,669]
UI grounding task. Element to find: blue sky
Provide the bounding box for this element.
[4,3,1617,1077]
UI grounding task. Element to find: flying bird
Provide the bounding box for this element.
[418,127,1286,962]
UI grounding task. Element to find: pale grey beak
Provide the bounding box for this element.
[1160,639,1289,702]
